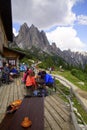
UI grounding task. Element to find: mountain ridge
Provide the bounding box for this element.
[11,23,87,68]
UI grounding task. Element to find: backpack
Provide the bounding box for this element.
[22,72,28,83]
[33,88,48,97]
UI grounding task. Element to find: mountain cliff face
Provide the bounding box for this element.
[14,23,50,51]
[62,50,87,68]
[13,23,87,68]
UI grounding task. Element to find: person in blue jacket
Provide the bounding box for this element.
[41,71,54,87]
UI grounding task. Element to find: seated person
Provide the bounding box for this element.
[25,70,37,95]
[41,71,54,87]
[35,70,45,87]
[22,68,29,83]
[10,66,19,77]
[2,63,13,83]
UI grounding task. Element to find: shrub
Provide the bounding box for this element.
[71,69,87,81]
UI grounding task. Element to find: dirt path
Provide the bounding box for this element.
[53,74,87,112]
[77,90,87,99]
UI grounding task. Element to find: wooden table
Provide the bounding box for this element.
[0,97,44,130]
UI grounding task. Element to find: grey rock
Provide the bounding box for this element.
[12,23,87,68]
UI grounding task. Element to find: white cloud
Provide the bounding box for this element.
[46,26,87,51]
[77,15,87,25]
[13,28,18,36]
[12,0,87,52]
[11,0,76,29]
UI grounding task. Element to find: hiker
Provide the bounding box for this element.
[10,66,19,78]
[19,63,27,72]
[25,69,37,95]
[22,68,29,83]
[40,71,54,88]
[2,63,13,83]
[49,67,52,74]
[36,70,45,87]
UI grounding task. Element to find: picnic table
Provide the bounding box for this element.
[0,96,44,130]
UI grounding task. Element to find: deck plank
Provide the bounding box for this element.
[0,85,10,112]
[45,107,61,130]
[44,118,52,130]
[46,95,70,121]
[45,95,73,130]
[0,76,75,130]
[0,84,12,122]
[7,83,14,106]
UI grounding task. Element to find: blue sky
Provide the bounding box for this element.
[72,0,87,44]
[12,0,87,52]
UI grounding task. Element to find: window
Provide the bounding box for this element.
[8,59,16,66]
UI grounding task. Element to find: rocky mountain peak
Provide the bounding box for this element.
[19,23,29,33]
[14,23,51,50]
[30,24,36,29]
[13,23,87,68]
[29,24,40,36]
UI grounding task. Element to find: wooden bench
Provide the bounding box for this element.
[0,97,44,130]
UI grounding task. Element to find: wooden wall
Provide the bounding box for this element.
[0,16,8,53]
[3,47,20,66]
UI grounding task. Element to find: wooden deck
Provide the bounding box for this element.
[0,76,75,130]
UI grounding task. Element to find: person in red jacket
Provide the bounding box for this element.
[25,70,37,96]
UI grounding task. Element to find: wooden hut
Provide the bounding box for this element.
[0,0,25,69]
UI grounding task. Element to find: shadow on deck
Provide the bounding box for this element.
[0,76,75,130]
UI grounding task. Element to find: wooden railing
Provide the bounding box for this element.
[56,82,87,130]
